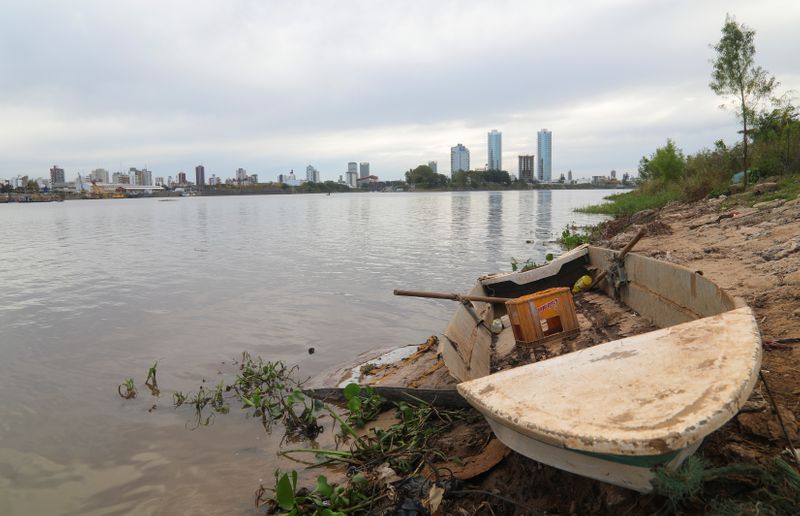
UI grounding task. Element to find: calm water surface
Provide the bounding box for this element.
[0,190,611,514]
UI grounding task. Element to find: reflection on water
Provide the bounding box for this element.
[0,190,611,514]
[535,190,553,242]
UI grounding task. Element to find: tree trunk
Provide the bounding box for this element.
[741,88,749,189]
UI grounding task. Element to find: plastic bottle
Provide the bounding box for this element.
[572,275,593,293]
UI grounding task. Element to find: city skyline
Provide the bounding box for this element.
[1,2,798,183]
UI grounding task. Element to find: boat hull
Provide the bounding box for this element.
[449,246,761,492]
[483,415,702,492]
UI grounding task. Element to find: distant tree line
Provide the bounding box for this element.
[405,165,522,190]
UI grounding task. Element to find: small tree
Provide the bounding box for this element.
[640,140,685,183]
[710,14,778,188]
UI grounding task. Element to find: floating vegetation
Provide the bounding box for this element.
[118,378,137,399]
[282,395,474,475]
[559,226,591,250]
[510,251,555,273]
[255,470,377,515]
[145,361,160,396]
[117,353,482,513]
[342,383,382,429]
[173,391,187,407]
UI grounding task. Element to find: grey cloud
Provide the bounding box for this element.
[0,0,798,180]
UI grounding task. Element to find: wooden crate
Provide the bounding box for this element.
[506,287,579,345]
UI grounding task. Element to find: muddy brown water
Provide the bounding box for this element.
[0,190,611,514]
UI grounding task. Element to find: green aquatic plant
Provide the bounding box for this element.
[559,227,591,250]
[257,470,374,515]
[173,391,187,407]
[342,383,383,429]
[510,257,539,272]
[145,361,160,396]
[118,378,137,399]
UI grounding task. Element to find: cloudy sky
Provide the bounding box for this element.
[1,0,798,182]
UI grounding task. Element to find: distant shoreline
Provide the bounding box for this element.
[0,183,632,203]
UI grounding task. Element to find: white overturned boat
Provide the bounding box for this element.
[442,244,762,492]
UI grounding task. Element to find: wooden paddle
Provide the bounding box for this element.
[395,229,646,302]
[393,290,510,304]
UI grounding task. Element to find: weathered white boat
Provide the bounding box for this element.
[444,244,762,492]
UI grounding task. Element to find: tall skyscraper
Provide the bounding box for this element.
[50,165,65,186]
[518,155,535,183]
[359,162,370,178]
[195,165,205,188]
[487,130,502,171]
[450,144,470,176]
[346,162,358,188]
[306,165,320,183]
[427,161,438,174]
[177,172,187,184]
[537,129,552,182]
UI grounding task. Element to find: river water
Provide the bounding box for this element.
[0,190,611,514]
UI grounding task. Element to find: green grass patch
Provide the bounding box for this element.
[722,174,800,209]
[576,184,682,216]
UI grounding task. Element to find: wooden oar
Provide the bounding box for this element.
[393,289,510,304]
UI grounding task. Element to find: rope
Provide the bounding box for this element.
[759,370,800,465]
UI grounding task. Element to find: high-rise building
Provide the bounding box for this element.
[567,170,573,183]
[487,130,502,171]
[427,161,438,174]
[195,165,205,188]
[346,170,357,188]
[278,170,301,186]
[128,167,152,186]
[235,168,248,183]
[113,172,131,184]
[347,162,358,187]
[359,162,370,178]
[450,144,470,176]
[306,165,320,183]
[50,165,65,186]
[90,168,109,183]
[537,129,552,182]
[155,177,165,187]
[177,172,187,185]
[518,155,535,183]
